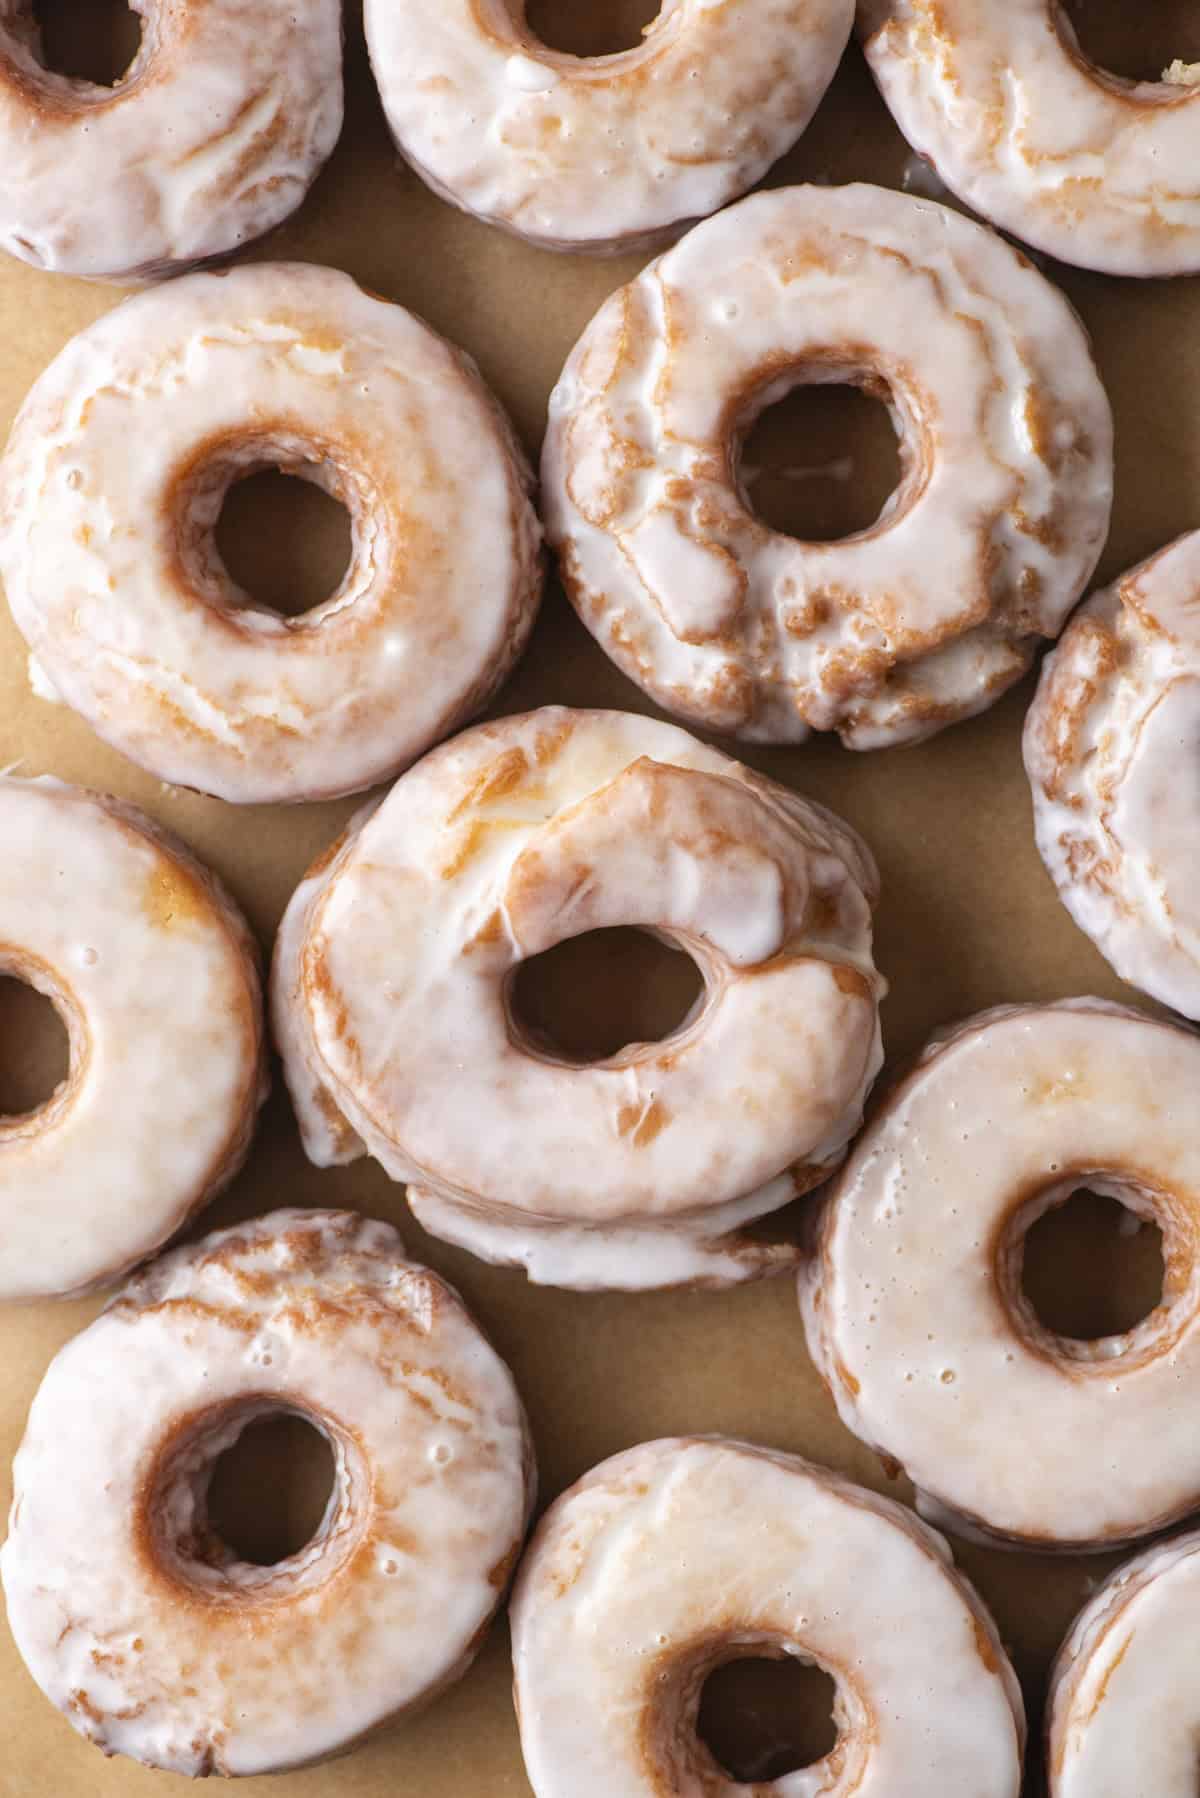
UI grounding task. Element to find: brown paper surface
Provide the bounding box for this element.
[0,6,1196,1794]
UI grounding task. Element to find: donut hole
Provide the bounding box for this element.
[215,470,354,620]
[1019,1187,1166,1345]
[522,0,663,58]
[206,1413,337,1567]
[0,975,70,1121]
[697,1653,840,1782]
[1059,0,1200,86]
[510,927,705,1064]
[32,0,143,88]
[738,378,905,544]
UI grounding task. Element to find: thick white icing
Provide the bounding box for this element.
[0,775,265,1300]
[0,1209,535,1776]
[0,0,343,282]
[1025,531,1200,1020]
[542,184,1113,748]
[801,1000,1200,1548]
[364,0,853,253]
[0,262,543,804]
[272,707,885,1291]
[860,0,1200,277]
[510,1437,1024,1797]
[1047,1529,1200,1794]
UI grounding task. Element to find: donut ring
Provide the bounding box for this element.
[272,707,885,1291]
[510,1436,1025,1797]
[0,2,342,282]
[859,3,1200,278]
[0,1209,535,1776]
[0,775,265,1302]
[1047,1528,1200,1795]
[363,0,853,254]
[801,999,1200,1551]
[0,262,543,805]
[542,184,1113,748]
[1025,532,1200,1019]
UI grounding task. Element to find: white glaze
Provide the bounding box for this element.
[801,1000,1200,1549]
[364,0,853,254]
[0,775,265,1301]
[859,0,1200,277]
[272,707,885,1291]
[1047,1529,1200,1795]
[0,0,342,282]
[542,184,1113,747]
[1025,532,1200,1020]
[0,262,543,804]
[1,1209,535,1776]
[510,1436,1025,1797]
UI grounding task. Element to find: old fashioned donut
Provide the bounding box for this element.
[859,2,1200,278]
[364,0,853,254]
[1,1208,535,1776]
[801,999,1200,1551]
[1047,1528,1200,1795]
[0,1,342,282]
[542,184,1113,748]
[272,707,885,1291]
[0,261,543,805]
[510,1436,1025,1797]
[1025,532,1200,1020]
[0,775,265,1302]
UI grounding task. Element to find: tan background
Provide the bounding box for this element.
[3,3,1200,1793]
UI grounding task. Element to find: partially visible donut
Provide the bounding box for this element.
[542,184,1113,747]
[510,1436,1025,1797]
[0,262,543,804]
[0,0,343,281]
[364,0,853,254]
[1,1209,535,1776]
[272,707,885,1290]
[0,775,265,1301]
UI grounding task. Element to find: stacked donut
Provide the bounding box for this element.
[3,4,1200,1794]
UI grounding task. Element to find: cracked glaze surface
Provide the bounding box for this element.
[0,775,265,1301]
[1025,532,1200,1020]
[0,262,543,804]
[859,1,1200,277]
[0,1209,535,1776]
[801,1000,1200,1550]
[271,707,885,1291]
[1047,1528,1200,1796]
[542,184,1113,748]
[0,0,342,281]
[511,1436,1024,1798]
[364,0,853,254]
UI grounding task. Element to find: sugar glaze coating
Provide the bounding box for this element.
[0,262,543,804]
[0,775,265,1301]
[511,1436,1025,1797]
[272,707,885,1290]
[543,184,1113,748]
[1,1209,535,1775]
[0,0,343,281]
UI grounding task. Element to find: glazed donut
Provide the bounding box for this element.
[0,1,342,282]
[0,775,265,1302]
[542,184,1113,748]
[1,1209,535,1776]
[510,1437,1025,1797]
[272,707,885,1291]
[859,2,1200,278]
[1047,1528,1200,1796]
[801,999,1200,1551]
[363,0,853,254]
[0,261,542,805]
[1025,532,1200,1019]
